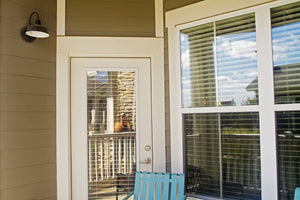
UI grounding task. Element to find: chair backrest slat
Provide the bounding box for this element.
[155,173,163,200]
[295,187,300,200]
[132,171,185,200]
[147,173,155,200]
[178,174,185,199]
[162,173,170,200]
[133,172,141,200]
[140,172,149,198]
[170,174,178,200]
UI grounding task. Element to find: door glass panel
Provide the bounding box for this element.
[87,70,136,199]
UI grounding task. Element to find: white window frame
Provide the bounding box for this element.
[166,0,300,199]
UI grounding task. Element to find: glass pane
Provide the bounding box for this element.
[184,112,261,199]
[277,111,300,200]
[271,2,300,104]
[184,113,221,197]
[216,14,258,106]
[221,113,261,200]
[87,71,136,199]
[180,13,258,108]
[180,23,216,108]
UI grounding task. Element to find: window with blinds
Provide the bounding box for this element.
[87,71,136,199]
[272,1,300,104]
[277,111,300,200]
[184,113,261,199]
[180,12,261,200]
[180,13,258,108]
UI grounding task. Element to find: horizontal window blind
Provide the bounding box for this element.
[216,14,258,107]
[277,111,300,200]
[180,13,258,108]
[184,112,261,199]
[181,23,216,108]
[272,1,300,104]
[87,71,136,199]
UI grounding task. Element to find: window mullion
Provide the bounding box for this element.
[256,7,278,200]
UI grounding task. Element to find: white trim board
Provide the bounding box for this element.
[56,37,165,200]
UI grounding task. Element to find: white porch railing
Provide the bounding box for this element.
[88,132,136,183]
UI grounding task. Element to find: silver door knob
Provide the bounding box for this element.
[139,158,151,164]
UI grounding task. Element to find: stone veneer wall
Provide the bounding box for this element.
[115,72,136,131]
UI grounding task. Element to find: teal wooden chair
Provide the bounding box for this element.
[123,171,186,200]
[295,187,300,200]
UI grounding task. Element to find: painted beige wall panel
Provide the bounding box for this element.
[1,164,56,189]
[1,55,55,79]
[1,38,55,62]
[0,94,55,112]
[0,130,55,150]
[67,16,155,36]
[0,112,55,131]
[1,0,56,16]
[1,180,56,200]
[66,0,155,36]
[0,75,55,95]
[0,18,56,48]
[164,0,203,11]
[166,0,276,27]
[1,147,55,170]
[0,0,56,198]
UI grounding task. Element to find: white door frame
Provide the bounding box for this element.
[56,37,165,200]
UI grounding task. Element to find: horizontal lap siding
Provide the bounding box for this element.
[0,0,57,199]
[66,0,155,37]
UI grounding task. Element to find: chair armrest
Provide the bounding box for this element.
[123,191,134,200]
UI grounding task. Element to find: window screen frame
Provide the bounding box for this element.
[167,0,300,199]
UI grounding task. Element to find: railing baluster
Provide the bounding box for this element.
[106,138,109,179]
[124,137,127,173]
[129,136,132,173]
[95,138,98,181]
[118,138,122,173]
[112,138,115,178]
[100,139,103,180]
[88,137,92,182]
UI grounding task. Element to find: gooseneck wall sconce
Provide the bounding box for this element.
[21,12,49,42]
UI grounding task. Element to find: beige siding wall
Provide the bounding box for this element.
[66,0,155,37]
[0,0,57,199]
[164,0,203,11]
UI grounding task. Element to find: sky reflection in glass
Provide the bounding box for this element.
[180,13,258,108]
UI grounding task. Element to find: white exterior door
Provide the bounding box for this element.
[71,57,152,200]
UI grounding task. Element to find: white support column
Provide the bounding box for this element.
[107,97,114,134]
[256,7,278,200]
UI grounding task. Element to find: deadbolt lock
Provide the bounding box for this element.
[145,145,151,151]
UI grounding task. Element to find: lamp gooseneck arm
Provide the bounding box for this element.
[28,12,40,25]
